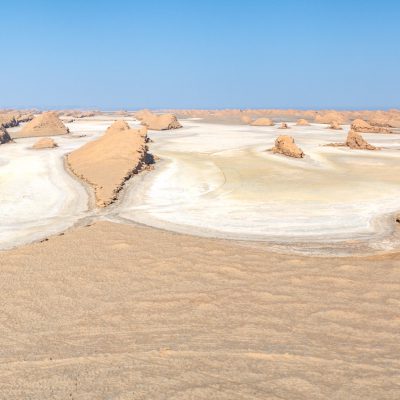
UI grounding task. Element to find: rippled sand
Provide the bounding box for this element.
[1,221,399,399]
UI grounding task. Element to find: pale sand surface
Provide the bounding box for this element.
[0,221,399,399]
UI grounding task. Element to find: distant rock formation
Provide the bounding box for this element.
[67,121,149,207]
[272,135,304,158]
[0,127,12,144]
[32,138,58,149]
[351,119,392,134]
[20,112,70,137]
[296,119,309,126]
[108,120,131,132]
[251,118,274,126]
[345,130,377,150]
[278,122,290,129]
[136,109,182,130]
[327,120,342,130]
[315,111,346,124]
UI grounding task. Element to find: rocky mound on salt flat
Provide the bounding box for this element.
[278,122,290,129]
[32,138,58,149]
[346,130,377,150]
[351,119,392,134]
[296,119,309,126]
[271,135,304,158]
[327,120,342,130]
[251,118,274,126]
[136,109,182,130]
[67,120,149,207]
[20,112,69,137]
[0,127,12,144]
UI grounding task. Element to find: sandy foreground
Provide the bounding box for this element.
[1,113,400,398]
[0,221,399,399]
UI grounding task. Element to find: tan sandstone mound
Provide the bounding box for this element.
[0,127,12,144]
[327,120,343,130]
[351,119,392,134]
[272,135,304,158]
[278,122,290,129]
[251,118,274,126]
[136,109,182,130]
[32,138,58,149]
[108,120,131,132]
[315,111,346,124]
[296,118,309,126]
[20,112,69,137]
[67,121,148,207]
[346,130,377,150]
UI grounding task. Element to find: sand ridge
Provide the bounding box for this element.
[66,120,149,207]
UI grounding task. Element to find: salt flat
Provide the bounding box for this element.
[118,120,400,254]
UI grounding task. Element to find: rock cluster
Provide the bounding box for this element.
[278,122,290,129]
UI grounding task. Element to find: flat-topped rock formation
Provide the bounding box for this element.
[136,109,182,130]
[272,135,304,158]
[346,130,377,150]
[251,118,274,126]
[0,127,12,144]
[327,120,342,130]
[20,112,69,137]
[67,120,149,207]
[351,118,392,134]
[296,118,309,126]
[32,138,58,149]
[278,122,290,129]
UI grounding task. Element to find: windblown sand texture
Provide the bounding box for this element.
[0,221,399,399]
[67,120,148,207]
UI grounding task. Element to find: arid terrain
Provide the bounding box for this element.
[1,109,400,399]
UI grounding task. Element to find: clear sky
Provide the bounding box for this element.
[1,0,399,109]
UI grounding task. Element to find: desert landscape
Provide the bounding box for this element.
[1,108,400,399]
[1,1,400,398]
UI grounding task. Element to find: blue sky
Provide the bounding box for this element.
[1,0,399,109]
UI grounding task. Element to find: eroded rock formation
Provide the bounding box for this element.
[20,112,69,137]
[32,138,58,149]
[271,135,304,158]
[67,121,149,207]
[351,119,392,134]
[345,130,377,150]
[136,110,182,130]
[251,118,274,126]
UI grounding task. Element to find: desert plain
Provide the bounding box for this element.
[1,109,400,399]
